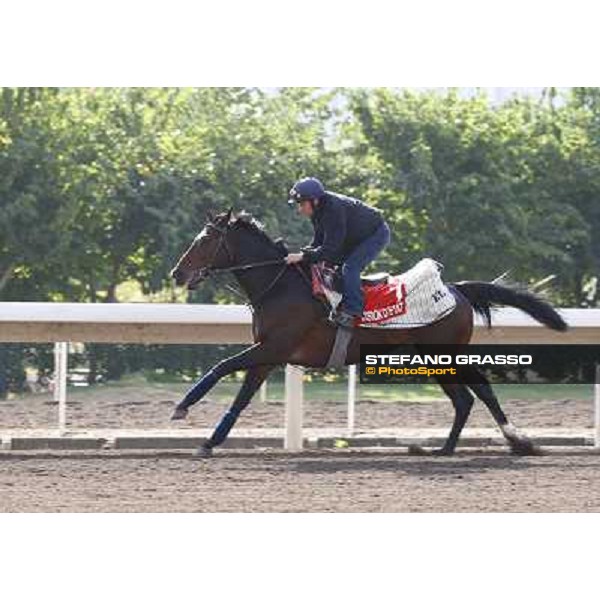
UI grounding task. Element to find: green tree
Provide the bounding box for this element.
[348,88,594,303]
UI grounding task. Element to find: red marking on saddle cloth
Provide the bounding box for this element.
[311,265,407,325]
[357,278,407,325]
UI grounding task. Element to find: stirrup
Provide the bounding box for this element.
[329,309,358,328]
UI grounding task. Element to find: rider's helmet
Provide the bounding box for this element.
[288,177,326,205]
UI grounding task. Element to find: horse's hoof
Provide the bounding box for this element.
[408,445,454,457]
[408,444,430,456]
[431,448,455,457]
[509,439,544,456]
[193,446,213,459]
[171,406,188,421]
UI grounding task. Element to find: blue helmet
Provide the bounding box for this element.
[288,177,326,205]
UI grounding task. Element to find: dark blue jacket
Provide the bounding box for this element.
[302,192,385,264]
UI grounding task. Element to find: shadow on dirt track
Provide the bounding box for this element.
[283,456,567,476]
[2,448,597,476]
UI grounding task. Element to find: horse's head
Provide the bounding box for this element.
[170,208,236,290]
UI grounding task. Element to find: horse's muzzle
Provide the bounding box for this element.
[171,268,207,290]
[186,269,208,290]
[170,267,188,287]
[171,266,209,290]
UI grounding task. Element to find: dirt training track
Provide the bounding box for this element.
[1,449,600,512]
[1,385,598,511]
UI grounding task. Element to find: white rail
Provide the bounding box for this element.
[0,302,251,323]
[1,303,598,450]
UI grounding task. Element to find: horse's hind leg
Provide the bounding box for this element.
[411,381,475,456]
[466,366,542,456]
[433,382,476,456]
[196,365,273,458]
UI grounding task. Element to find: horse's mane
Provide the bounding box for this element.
[231,211,276,246]
[211,210,287,257]
[229,210,290,258]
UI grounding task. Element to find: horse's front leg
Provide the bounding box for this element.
[195,365,273,458]
[171,341,291,419]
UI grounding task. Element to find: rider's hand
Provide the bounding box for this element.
[285,253,304,265]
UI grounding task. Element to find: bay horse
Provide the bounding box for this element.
[170,209,568,457]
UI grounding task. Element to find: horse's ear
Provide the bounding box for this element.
[207,210,215,222]
[226,207,234,222]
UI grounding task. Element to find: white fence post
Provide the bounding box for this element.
[259,380,267,403]
[347,364,357,435]
[54,341,68,435]
[595,365,600,448]
[284,365,303,451]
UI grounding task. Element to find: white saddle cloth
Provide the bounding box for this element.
[326,258,457,329]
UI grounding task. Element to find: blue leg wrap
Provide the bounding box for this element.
[180,370,219,409]
[208,410,238,447]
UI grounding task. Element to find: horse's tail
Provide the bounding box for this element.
[452,281,568,332]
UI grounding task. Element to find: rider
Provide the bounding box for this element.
[286,177,391,327]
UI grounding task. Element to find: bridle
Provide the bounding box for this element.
[187,222,293,308]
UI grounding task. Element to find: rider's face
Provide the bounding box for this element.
[297,199,315,217]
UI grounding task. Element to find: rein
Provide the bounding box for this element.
[208,258,286,274]
[193,222,295,309]
[205,260,289,309]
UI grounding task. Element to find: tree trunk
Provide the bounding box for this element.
[105,261,120,303]
[105,282,118,303]
[0,263,15,294]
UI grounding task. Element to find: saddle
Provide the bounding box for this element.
[311,258,457,329]
[312,264,390,293]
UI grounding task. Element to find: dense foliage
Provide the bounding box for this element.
[1,87,599,389]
